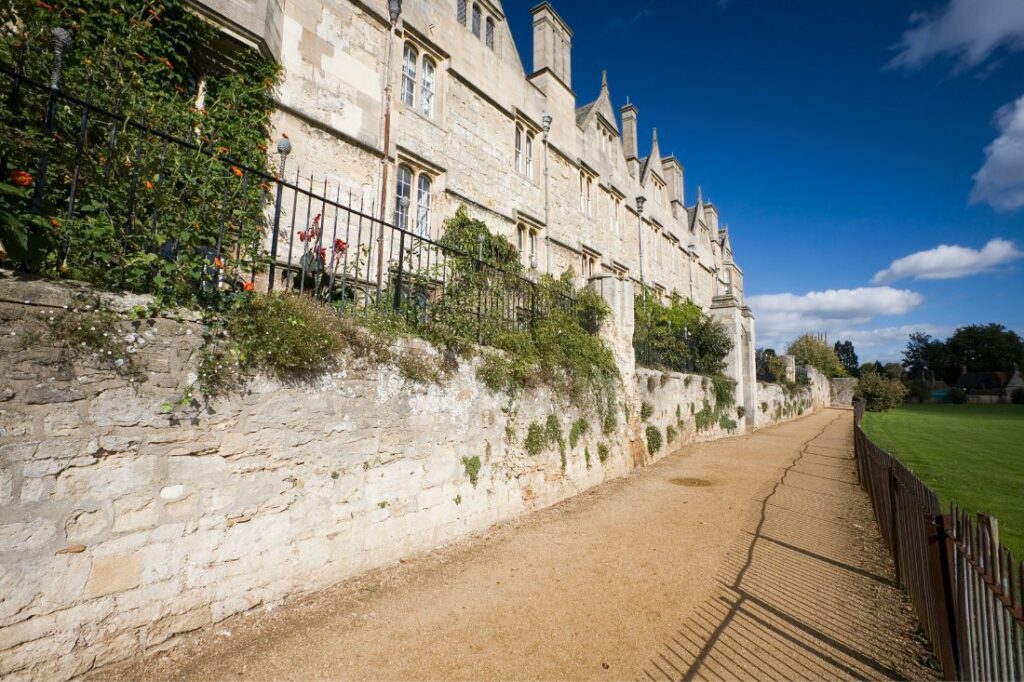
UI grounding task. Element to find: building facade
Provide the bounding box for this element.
[191,0,757,419]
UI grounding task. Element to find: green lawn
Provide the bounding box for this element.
[861,404,1024,560]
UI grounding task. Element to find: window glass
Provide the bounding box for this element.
[472,4,481,37]
[485,17,495,49]
[457,0,466,25]
[420,57,435,117]
[395,165,412,229]
[416,175,431,237]
[401,45,417,107]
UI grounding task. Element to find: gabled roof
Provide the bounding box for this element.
[575,71,619,133]
[958,372,1011,390]
[640,128,664,184]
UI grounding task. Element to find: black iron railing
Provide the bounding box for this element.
[0,42,571,343]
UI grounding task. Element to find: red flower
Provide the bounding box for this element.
[243,281,254,292]
[333,238,347,253]
[10,170,32,188]
[318,247,327,259]
[35,1,54,11]
[298,231,307,242]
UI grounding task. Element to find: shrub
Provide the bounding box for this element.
[633,294,733,374]
[1013,388,1024,405]
[719,415,738,430]
[645,425,662,454]
[950,388,967,404]
[855,371,908,412]
[736,406,746,419]
[462,456,481,487]
[640,401,654,421]
[786,334,845,377]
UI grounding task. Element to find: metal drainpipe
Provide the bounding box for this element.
[375,10,400,298]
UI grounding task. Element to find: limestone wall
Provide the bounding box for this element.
[634,370,745,453]
[0,277,639,679]
[830,378,858,408]
[754,366,832,427]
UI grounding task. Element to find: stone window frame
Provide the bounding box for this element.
[514,124,523,174]
[485,17,495,50]
[472,4,482,37]
[395,160,435,237]
[578,168,596,219]
[517,224,540,270]
[399,38,443,121]
[513,115,541,183]
[457,0,467,26]
[580,246,600,280]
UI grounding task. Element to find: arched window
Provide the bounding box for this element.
[472,4,482,37]
[457,0,467,25]
[420,56,435,118]
[514,124,523,174]
[485,17,495,49]
[401,44,417,107]
[416,175,432,237]
[395,165,412,230]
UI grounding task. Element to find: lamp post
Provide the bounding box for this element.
[267,136,292,291]
[636,195,646,289]
[376,0,402,300]
[542,112,552,273]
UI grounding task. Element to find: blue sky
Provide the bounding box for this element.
[506,0,1024,361]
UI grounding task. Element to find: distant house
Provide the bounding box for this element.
[957,367,1024,404]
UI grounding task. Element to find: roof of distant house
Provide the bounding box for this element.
[957,371,1010,391]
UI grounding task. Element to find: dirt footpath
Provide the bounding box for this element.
[102,409,936,681]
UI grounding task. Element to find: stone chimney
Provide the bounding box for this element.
[621,102,638,160]
[531,2,573,88]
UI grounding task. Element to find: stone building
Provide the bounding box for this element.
[190,0,757,418]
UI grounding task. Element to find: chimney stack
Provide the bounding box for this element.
[621,102,638,160]
[531,3,573,88]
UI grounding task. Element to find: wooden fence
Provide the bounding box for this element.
[853,401,1024,680]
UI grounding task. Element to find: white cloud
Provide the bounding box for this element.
[871,238,1023,283]
[970,97,1024,211]
[888,0,1024,71]
[830,324,953,363]
[748,286,924,351]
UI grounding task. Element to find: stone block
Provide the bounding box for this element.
[42,405,82,437]
[0,468,12,506]
[64,509,109,544]
[84,553,142,598]
[112,493,159,533]
[0,519,56,550]
[24,384,85,405]
[146,606,210,648]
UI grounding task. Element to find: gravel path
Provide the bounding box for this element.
[100,408,937,681]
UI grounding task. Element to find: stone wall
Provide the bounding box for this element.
[0,276,640,679]
[830,378,858,408]
[754,366,832,428]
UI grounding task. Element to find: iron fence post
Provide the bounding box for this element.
[33,27,72,213]
[928,513,962,679]
[393,228,405,312]
[267,137,291,292]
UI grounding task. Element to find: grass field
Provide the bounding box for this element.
[861,404,1024,560]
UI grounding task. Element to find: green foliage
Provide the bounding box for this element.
[786,334,845,377]
[855,371,908,412]
[665,424,678,443]
[711,375,735,410]
[569,418,589,448]
[834,340,859,377]
[462,456,481,487]
[0,181,53,271]
[634,293,733,375]
[736,406,746,419]
[640,401,654,421]
[695,402,715,431]
[602,409,617,435]
[718,415,738,430]
[1012,388,1024,405]
[597,442,610,463]
[524,422,546,455]
[545,414,566,467]
[584,447,591,469]
[0,1,281,305]
[645,425,662,454]
[453,494,462,505]
[904,325,1024,386]
[46,305,139,377]
[950,387,967,404]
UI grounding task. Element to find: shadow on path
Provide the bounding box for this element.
[639,410,939,681]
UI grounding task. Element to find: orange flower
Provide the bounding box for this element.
[214,257,224,268]
[82,57,93,66]
[243,281,254,292]
[230,166,243,178]
[10,170,32,188]
[216,146,229,155]
[50,217,61,228]
[143,180,155,190]
[160,58,173,70]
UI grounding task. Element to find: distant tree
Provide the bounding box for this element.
[883,362,903,380]
[902,332,954,383]
[833,340,859,377]
[787,334,845,377]
[756,347,777,381]
[946,324,1024,375]
[855,372,908,412]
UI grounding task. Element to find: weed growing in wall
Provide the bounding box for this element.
[640,401,654,421]
[646,425,663,454]
[597,442,610,463]
[462,456,482,487]
[666,425,678,443]
[584,447,591,469]
[525,422,546,456]
[569,418,589,448]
